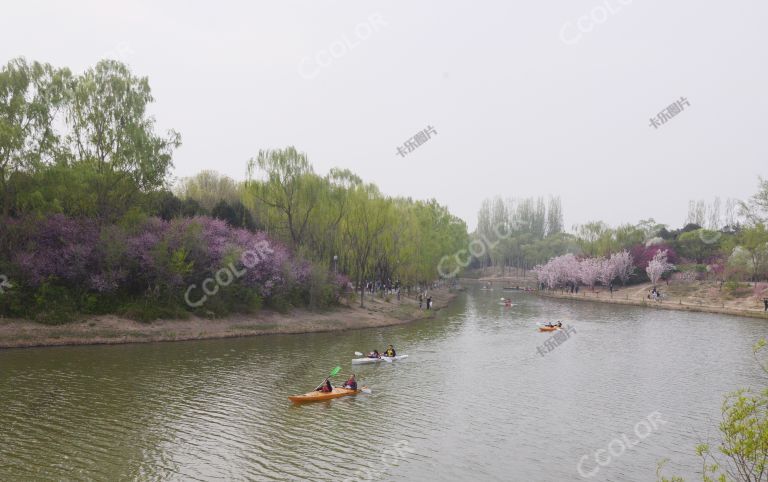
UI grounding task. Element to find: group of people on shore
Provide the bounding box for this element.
[315,345,397,393]
[418,293,433,310]
[647,287,663,302]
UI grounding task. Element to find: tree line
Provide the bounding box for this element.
[0,58,469,321]
[470,180,768,284]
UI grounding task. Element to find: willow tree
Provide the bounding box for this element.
[0,58,69,216]
[343,184,391,307]
[66,60,180,221]
[246,146,320,245]
[175,170,241,212]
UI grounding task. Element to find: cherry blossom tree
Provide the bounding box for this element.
[597,256,616,287]
[533,253,580,289]
[646,249,675,286]
[611,250,635,285]
[578,257,601,290]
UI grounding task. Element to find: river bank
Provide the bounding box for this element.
[0,288,456,349]
[535,282,768,320]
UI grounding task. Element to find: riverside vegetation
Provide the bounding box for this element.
[0,58,468,324]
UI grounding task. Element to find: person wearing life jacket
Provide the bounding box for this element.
[343,374,357,390]
[384,345,396,357]
[316,379,333,392]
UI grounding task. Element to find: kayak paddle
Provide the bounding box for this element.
[361,387,372,394]
[354,351,364,356]
[329,366,341,377]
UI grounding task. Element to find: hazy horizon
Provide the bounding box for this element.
[2,1,766,231]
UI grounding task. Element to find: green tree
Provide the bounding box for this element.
[176,170,241,212]
[0,58,69,216]
[736,224,768,281]
[343,184,391,307]
[677,229,722,263]
[246,146,320,245]
[66,60,180,220]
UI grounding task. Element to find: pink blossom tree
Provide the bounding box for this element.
[646,249,675,286]
[579,257,601,290]
[611,250,635,285]
[597,256,616,287]
[534,253,580,289]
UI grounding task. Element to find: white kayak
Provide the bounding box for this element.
[351,355,409,365]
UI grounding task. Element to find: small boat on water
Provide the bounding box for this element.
[537,323,562,332]
[351,355,409,365]
[289,387,365,403]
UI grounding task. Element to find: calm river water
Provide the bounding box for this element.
[1,289,766,481]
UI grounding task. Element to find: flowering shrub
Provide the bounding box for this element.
[630,244,678,274]
[0,215,341,322]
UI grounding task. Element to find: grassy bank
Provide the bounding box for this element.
[0,288,456,349]
[535,282,768,320]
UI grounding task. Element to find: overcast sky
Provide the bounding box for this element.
[2,1,766,230]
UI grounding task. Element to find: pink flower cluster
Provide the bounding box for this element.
[534,250,636,290]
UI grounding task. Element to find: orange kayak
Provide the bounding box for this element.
[289,387,364,404]
[538,325,560,332]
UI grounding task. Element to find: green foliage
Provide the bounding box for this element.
[0,58,70,216]
[118,299,189,323]
[732,224,768,281]
[244,146,468,299]
[175,170,241,212]
[676,230,722,263]
[32,282,78,325]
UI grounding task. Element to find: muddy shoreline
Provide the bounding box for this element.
[0,288,457,349]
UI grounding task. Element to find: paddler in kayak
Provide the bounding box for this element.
[367,349,381,359]
[384,345,396,357]
[315,378,333,393]
[342,374,357,390]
